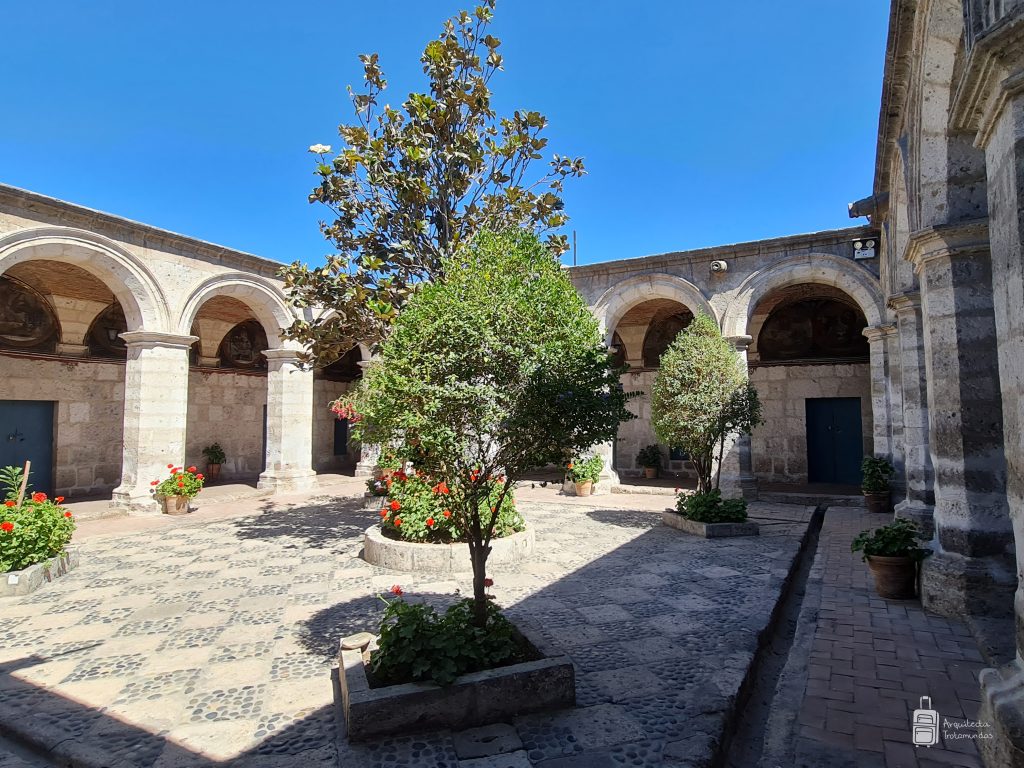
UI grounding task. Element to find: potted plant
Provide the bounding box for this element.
[851,517,928,599]
[150,465,204,515]
[566,455,603,497]
[376,448,403,481]
[861,456,895,514]
[637,444,663,479]
[201,443,226,482]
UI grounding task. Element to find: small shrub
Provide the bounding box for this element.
[370,590,532,687]
[637,444,663,469]
[379,470,524,543]
[1,491,75,573]
[851,518,928,561]
[677,490,748,523]
[566,455,602,484]
[861,456,895,493]
[202,443,226,464]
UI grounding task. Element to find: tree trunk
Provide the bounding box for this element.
[470,543,490,627]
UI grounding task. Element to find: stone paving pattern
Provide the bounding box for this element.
[0,483,811,767]
[791,508,991,768]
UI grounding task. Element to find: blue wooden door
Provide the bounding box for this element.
[805,397,863,485]
[0,401,55,495]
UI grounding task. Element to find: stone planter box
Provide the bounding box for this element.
[361,493,388,512]
[662,510,759,538]
[339,623,574,741]
[362,524,535,574]
[2,548,80,598]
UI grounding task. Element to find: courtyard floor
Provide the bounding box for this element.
[0,483,1001,767]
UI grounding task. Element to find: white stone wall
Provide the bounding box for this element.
[185,370,268,480]
[1,354,125,498]
[313,378,357,473]
[749,363,872,484]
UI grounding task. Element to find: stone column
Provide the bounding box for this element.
[719,335,756,499]
[354,443,380,478]
[592,440,620,495]
[888,293,935,535]
[979,80,1024,768]
[257,349,317,492]
[110,332,197,515]
[862,324,897,463]
[907,224,1015,620]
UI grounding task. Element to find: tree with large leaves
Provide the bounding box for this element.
[282,1,586,363]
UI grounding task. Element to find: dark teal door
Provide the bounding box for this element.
[0,401,55,495]
[806,397,863,485]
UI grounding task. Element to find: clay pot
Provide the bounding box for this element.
[574,481,593,497]
[866,555,917,599]
[161,495,191,516]
[864,490,891,514]
[643,467,658,479]
[205,463,222,482]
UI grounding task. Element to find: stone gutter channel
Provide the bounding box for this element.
[720,504,827,768]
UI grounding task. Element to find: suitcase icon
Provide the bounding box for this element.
[912,696,939,746]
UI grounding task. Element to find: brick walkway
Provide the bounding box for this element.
[788,508,992,768]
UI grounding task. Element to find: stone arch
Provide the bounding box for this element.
[592,272,716,344]
[722,253,884,339]
[0,227,168,332]
[176,273,295,349]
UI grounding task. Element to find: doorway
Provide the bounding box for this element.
[805,397,863,485]
[0,400,55,495]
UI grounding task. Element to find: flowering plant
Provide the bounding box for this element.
[0,470,75,573]
[378,469,523,544]
[565,455,602,484]
[366,476,389,497]
[329,395,362,423]
[151,465,205,499]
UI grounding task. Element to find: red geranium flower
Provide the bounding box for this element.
[443,509,451,518]
[379,509,388,518]
[167,463,174,469]
[426,517,435,527]
[394,517,402,527]
[151,480,159,486]
[177,481,185,487]
[432,481,449,495]
[55,496,64,503]
[390,500,400,511]
[31,492,46,503]
[187,466,197,473]
[567,462,574,469]
[4,500,14,508]
[1,521,13,533]
[484,578,494,587]
[64,511,72,518]
[196,473,204,480]
[390,585,403,596]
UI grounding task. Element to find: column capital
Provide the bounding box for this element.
[862,324,897,343]
[904,219,990,274]
[726,335,753,351]
[119,331,198,351]
[887,291,922,313]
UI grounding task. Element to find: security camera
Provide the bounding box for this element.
[710,260,728,273]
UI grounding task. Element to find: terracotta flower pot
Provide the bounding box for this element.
[866,555,916,599]
[205,463,222,482]
[161,495,191,516]
[574,481,593,497]
[863,490,891,514]
[643,467,658,479]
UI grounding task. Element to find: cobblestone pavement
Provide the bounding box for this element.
[782,508,995,768]
[0,487,813,767]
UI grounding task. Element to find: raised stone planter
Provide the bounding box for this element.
[662,510,759,538]
[362,524,535,574]
[1,548,80,598]
[339,623,574,741]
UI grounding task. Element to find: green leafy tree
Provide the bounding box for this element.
[350,229,631,625]
[282,1,586,363]
[651,312,762,494]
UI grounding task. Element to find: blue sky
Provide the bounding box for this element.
[0,1,889,267]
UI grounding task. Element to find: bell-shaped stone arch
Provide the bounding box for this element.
[0,226,169,332]
[721,253,884,340]
[592,272,716,344]
[176,273,295,349]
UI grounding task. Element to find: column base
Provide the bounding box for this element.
[257,470,318,493]
[980,660,1024,768]
[894,500,935,538]
[718,474,746,500]
[109,487,162,516]
[593,467,620,496]
[920,549,1016,619]
[354,462,376,478]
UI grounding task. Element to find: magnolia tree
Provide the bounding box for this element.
[651,312,762,495]
[350,230,632,625]
[282,1,586,363]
